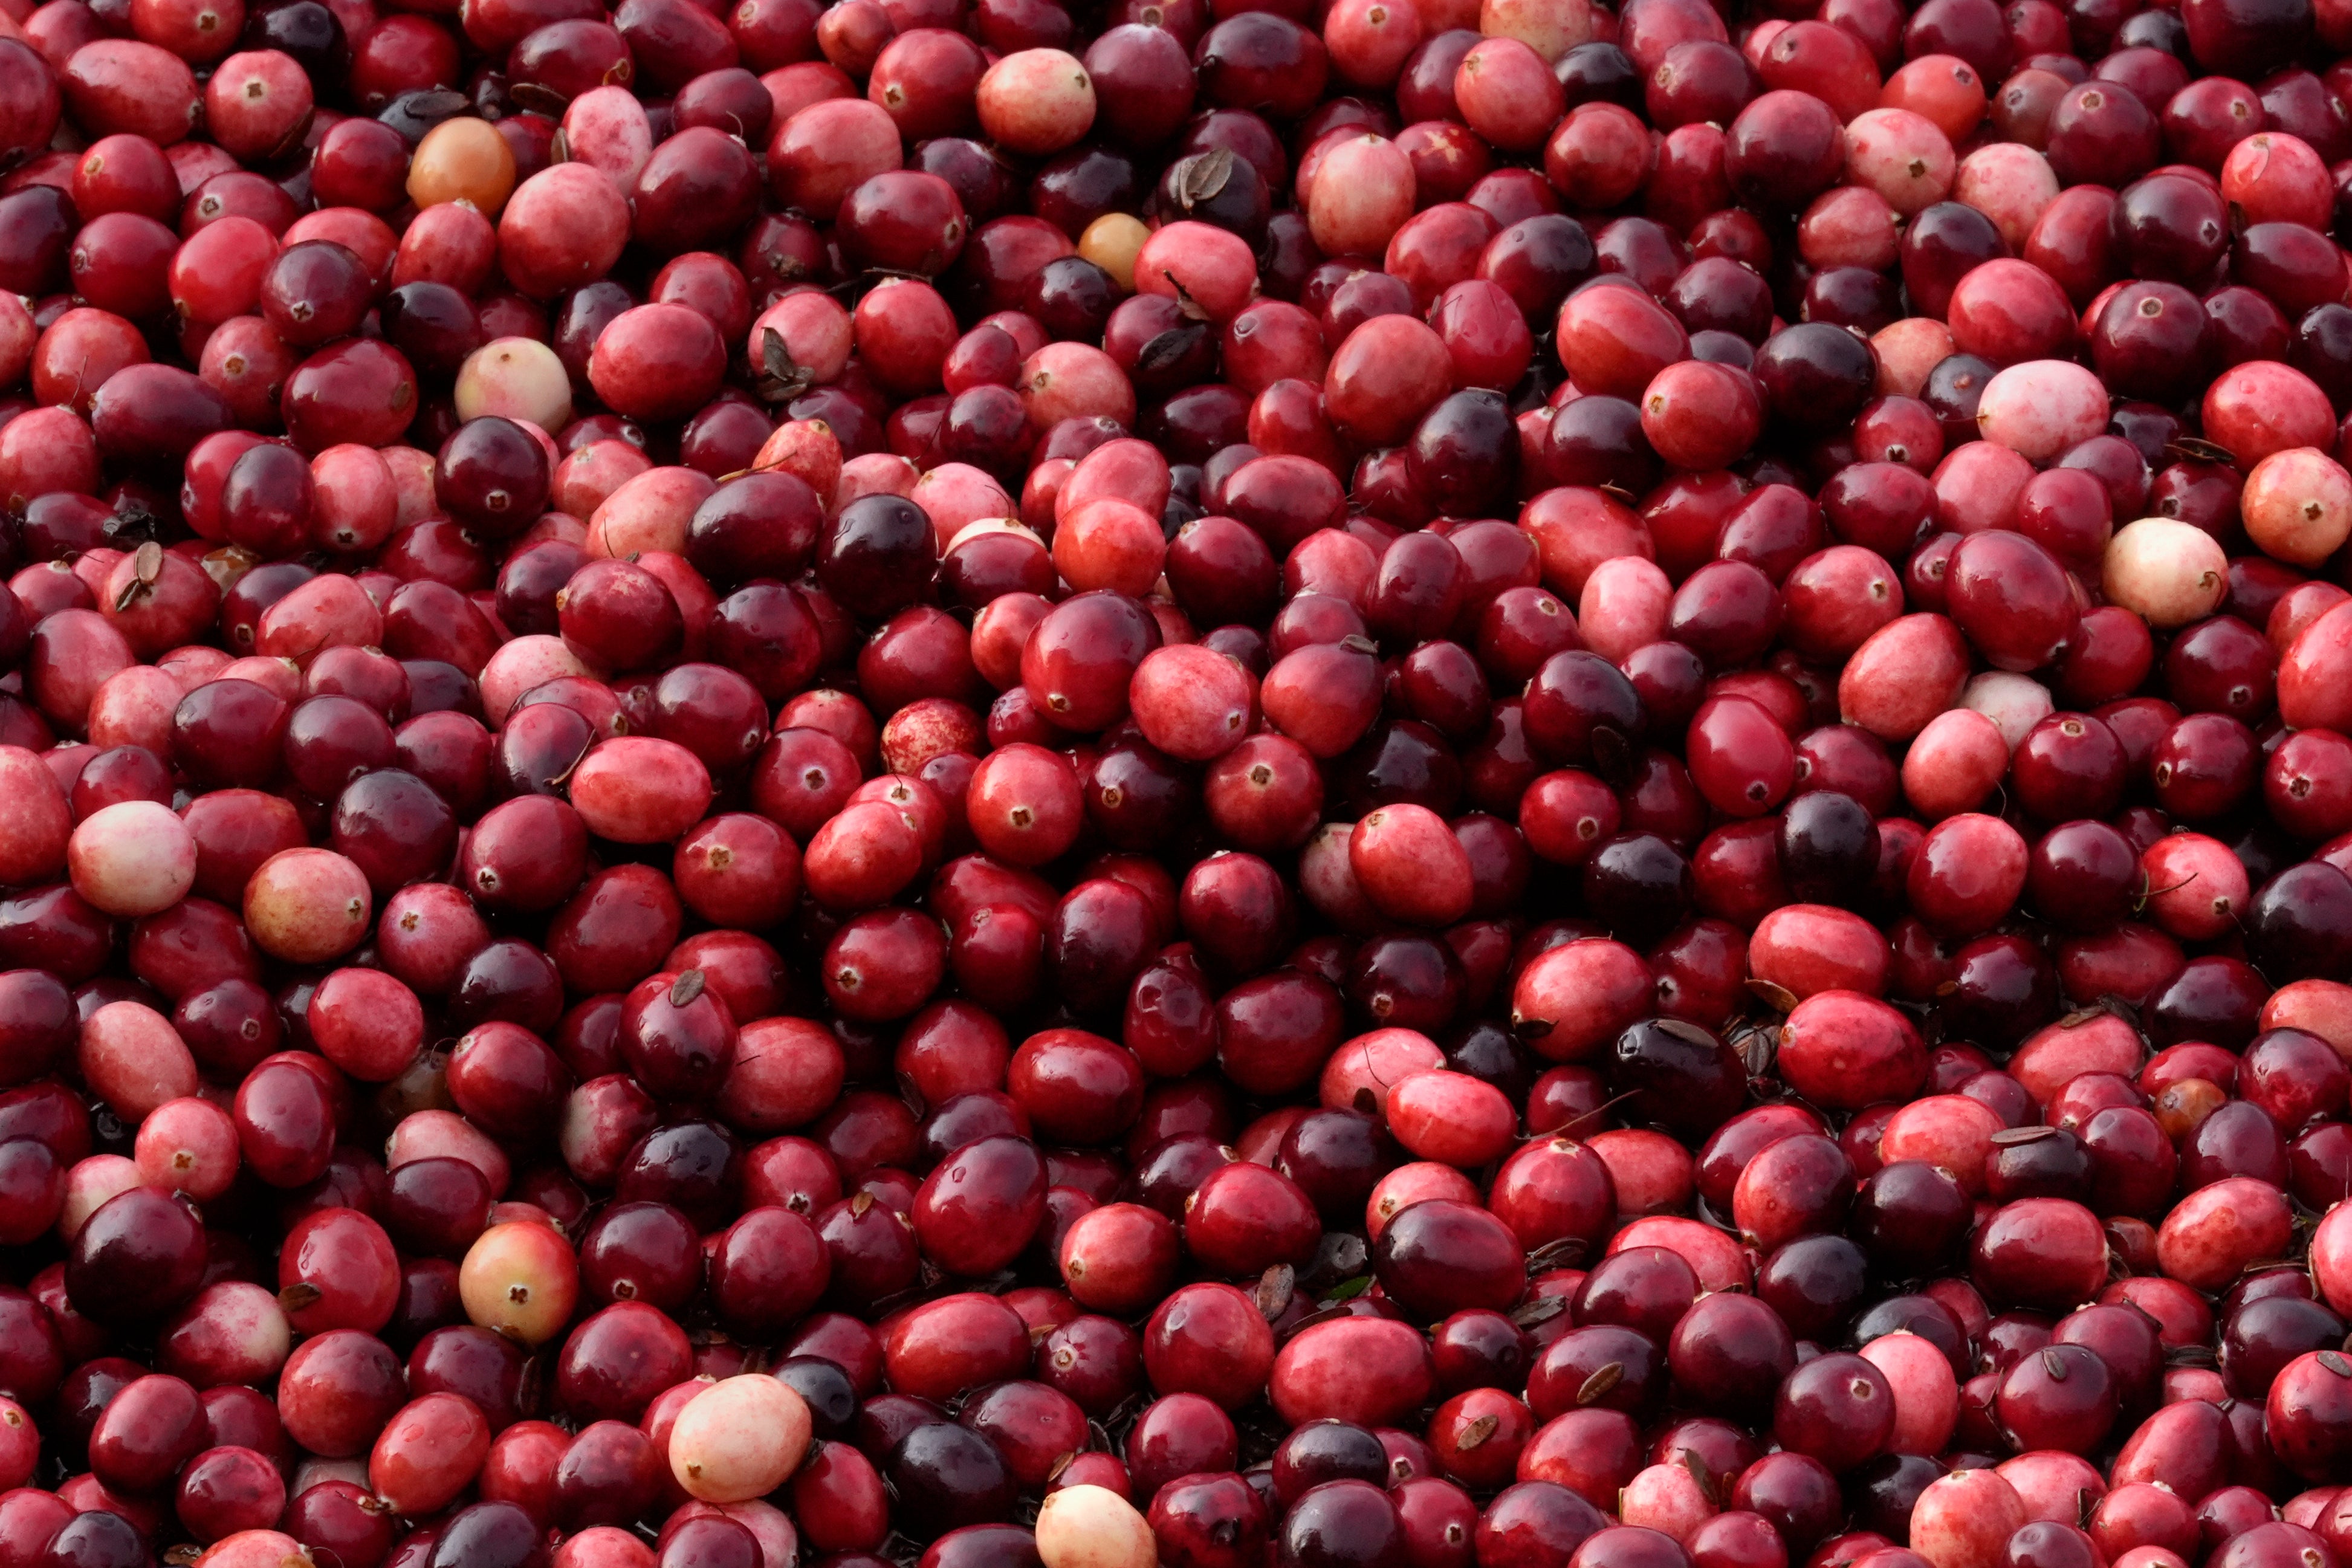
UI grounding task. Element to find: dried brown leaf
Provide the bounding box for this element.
[758,327,815,403]
[1511,1295,1568,1328]
[1136,323,1208,375]
[1254,1264,1295,1321]
[1176,147,1237,208]
[509,81,569,113]
[1682,1448,1716,1506]
[1577,1362,1624,1407]
[2165,436,2235,465]
[1526,1237,1586,1273]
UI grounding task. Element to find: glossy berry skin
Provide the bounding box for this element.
[9,0,2352,1558]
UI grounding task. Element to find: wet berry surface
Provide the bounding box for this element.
[6,1,2352,1567]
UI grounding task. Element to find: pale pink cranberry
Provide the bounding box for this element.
[1996,1451,2105,1524]
[60,1154,144,1240]
[1608,1214,1751,1291]
[1019,343,1138,430]
[976,48,1096,155]
[756,419,845,499]
[1844,108,1957,213]
[1931,441,2033,533]
[134,1098,241,1202]
[563,85,653,190]
[748,291,853,386]
[381,444,441,523]
[1910,1462,2028,1568]
[668,1375,814,1503]
[554,441,655,520]
[1351,805,1472,927]
[455,338,573,432]
[2009,1012,2141,1107]
[1874,319,1957,397]
[68,799,196,916]
[1300,820,1378,927]
[1974,360,2108,464]
[838,453,923,509]
[1838,614,1971,740]
[1859,1330,1960,1456]
[198,1531,314,1568]
[1129,646,1257,762]
[157,1279,291,1388]
[479,636,597,725]
[555,1529,656,1568]
[2240,447,2352,566]
[1306,135,1417,256]
[389,1108,512,1196]
[1619,1460,1717,1543]
[1951,143,2060,248]
[88,666,182,755]
[2313,1202,2352,1314]
[309,445,400,552]
[915,463,1014,546]
[1321,1028,1445,1111]
[0,745,73,885]
[0,294,34,389]
[1799,186,1903,271]
[1958,671,2053,750]
[1579,558,1670,661]
[2220,131,2333,227]
[2264,979,2352,1059]
[1901,708,2010,820]
[80,1000,199,1121]
[1367,1162,1480,1240]
[2102,519,2227,629]
[2136,832,2250,943]
[243,847,372,963]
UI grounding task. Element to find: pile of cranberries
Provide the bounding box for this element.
[15,0,2352,1558]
